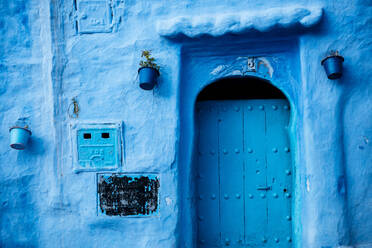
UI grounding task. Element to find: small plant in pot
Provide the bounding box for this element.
[321,50,344,80]
[9,118,32,150]
[138,50,160,90]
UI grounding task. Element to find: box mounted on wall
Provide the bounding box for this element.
[73,0,125,34]
[75,0,112,34]
[70,122,124,172]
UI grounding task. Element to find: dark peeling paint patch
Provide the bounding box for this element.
[97,174,160,216]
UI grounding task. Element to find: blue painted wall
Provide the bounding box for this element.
[0,0,371,247]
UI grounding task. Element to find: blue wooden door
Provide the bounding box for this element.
[196,99,292,247]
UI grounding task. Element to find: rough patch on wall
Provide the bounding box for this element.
[97,174,160,216]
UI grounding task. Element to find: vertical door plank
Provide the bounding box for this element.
[196,101,221,247]
[218,101,245,247]
[265,99,292,247]
[243,100,268,246]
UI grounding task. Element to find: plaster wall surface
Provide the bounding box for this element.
[0,0,371,248]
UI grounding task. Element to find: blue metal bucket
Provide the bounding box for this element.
[9,127,32,150]
[138,67,159,90]
[321,55,344,79]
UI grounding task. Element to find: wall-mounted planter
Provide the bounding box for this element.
[321,54,344,79]
[138,67,160,90]
[9,127,32,150]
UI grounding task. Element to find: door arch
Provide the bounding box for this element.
[195,76,293,247]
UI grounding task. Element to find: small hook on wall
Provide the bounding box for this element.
[68,97,80,119]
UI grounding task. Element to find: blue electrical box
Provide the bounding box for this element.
[71,122,123,172]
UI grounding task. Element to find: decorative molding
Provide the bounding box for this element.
[157,6,323,38]
[209,56,276,81]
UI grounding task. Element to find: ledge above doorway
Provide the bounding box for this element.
[157,6,323,39]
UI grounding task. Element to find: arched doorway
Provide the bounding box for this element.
[195,77,292,247]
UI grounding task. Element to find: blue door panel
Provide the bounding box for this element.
[265,100,292,246]
[196,99,292,248]
[218,102,245,247]
[197,102,220,246]
[243,101,268,246]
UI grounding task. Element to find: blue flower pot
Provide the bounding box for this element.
[138,67,160,90]
[321,55,344,80]
[9,127,32,150]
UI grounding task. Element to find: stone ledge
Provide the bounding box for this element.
[157,6,323,38]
